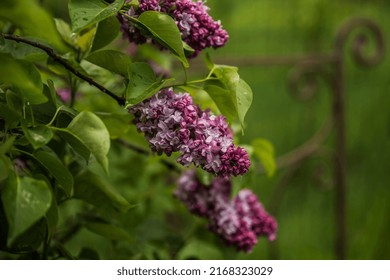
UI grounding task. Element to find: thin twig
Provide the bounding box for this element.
[2,34,126,106]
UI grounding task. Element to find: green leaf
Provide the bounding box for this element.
[0,40,46,61]
[0,103,20,130]
[183,41,195,56]
[177,239,223,260]
[74,171,131,213]
[0,156,12,182]
[76,26,97,54]
[78,247,100,260]
[86,49,132,76]
[0,0,68,53]
[54,18,74,47]
[55,128,91,162]
[0,54,46,105]
[53,111,110,172]
[54,105,79,121]
[133,11,188,67]
[91,16,120,52]
[31,84,58,125]
[98,113,133,139]
[203,60,253,129]
[252,138,276,177]
[0,197,9,250]
[126,62,173,105]
[236,79,253,127]
[8,219,47,253]
[6,90,23,113]
[177,85,209,98]
[0,136,15,156]
[47,80,60,108]
[69,0,125,33]
[0,137,15,181]
[1,173,52,244]
[55,18,97,54]
[203,81,238,122]
[67,111,110,173]
[46,197,59,230]
[85,222,132,242]
[211,65,240,92]
[21,124,54,150]
[33,148,74,197]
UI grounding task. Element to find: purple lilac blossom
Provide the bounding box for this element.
[57,88,72,103]
[234,189,278,242]
[174,169,209,216]
[207,182,258,253]
[118,0,229,57]
[174,170,278,252]
[128,88,250,177]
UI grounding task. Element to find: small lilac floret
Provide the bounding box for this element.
[57,88,72,103]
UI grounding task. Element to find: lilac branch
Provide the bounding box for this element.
[2,33,126,106]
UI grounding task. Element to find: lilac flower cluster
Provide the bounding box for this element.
[128,88,250,177]
[118,0,229,56]
[174,170,277,252]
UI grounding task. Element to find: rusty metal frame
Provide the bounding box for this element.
[215,17,386,259]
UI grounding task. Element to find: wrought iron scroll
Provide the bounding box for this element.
[215,17,385,259]
[281,17,385,259]
[330,18,385,259]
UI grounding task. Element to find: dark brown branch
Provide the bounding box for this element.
[2,34,126,106]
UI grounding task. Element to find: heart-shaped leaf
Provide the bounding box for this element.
[55,111,110,173]
[1,173,52,245]
[203,58,253,130]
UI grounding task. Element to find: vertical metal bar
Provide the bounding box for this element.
[332,17,385,259]
[332,54,347,259]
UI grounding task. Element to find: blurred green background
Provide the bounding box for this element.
[40,0,390,260]
[205,0,390,259]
